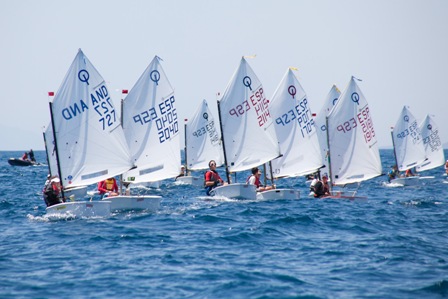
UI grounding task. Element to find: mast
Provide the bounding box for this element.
[184,119,189,175]
[325,116,332,192]
[217,99,231,184]
[390,128,399,169]
[119,89,129,195]
[49,101,65,200]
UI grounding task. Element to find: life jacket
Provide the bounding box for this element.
[204,170,220,186]
[246,175,261,188]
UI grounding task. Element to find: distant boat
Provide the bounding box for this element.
[46,49,160,218]
[325,77,382,199]
[213,57,281,200]
[178,99,224,186]
[390,106,426,186]
[7,158,39,167]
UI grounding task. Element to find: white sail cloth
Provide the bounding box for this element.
[327,77,382,185]
[416,114,444,172]
[49,49,133,188]
[122,56,181,183]
[268,68,322,178]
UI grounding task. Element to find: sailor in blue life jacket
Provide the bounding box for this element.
[246,167,275,192]
[204,160,226,195]
[388,165,400,182]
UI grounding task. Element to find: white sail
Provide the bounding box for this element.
[122,56,181,183]
[315,85,341,168]
[269,68,322,178]
[43,124,58,177]
[392,106,426,171]
[50,49,133,188]
[186,99,224,170]
[218,57,281,173]
[327,77,382,185]
[415,115,445,172]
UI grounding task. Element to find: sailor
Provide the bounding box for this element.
[43,177,64,207]
[313,174,330,198]
[388,165,400,182]
[28,149,35,162]
[21,152,28,161]
[246,167,275,192]
[175,165,186,180]
[445,160,448,175]
[97,177,119,198]
[204,160,225,195]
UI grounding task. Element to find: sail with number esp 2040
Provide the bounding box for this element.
[326,77,382,185]
[186,99,224,170]
[218,57,281,173]
[392,106,426,171]
[416,114,444,172]
[269,68,322,178]
[122,56,181,183]
[49,49,133,188]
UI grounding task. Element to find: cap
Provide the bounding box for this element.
[51,177,60,183]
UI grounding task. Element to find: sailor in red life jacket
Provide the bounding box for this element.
[246,167,275,192]
[98,177,119,198]
[204,160,226,195]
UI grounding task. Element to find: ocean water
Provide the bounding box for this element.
[1,150,448,299]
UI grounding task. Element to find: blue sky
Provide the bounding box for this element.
[1,0,447,150]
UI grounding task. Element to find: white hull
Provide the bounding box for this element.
[176,176,203,187]
[392,176,421,186]
[46,201,111,218]
[64,186,88,200]
[256,189,300,200]
[212,183,257,200]
[105,195,161,212]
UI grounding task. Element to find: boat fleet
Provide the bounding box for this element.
[31,49,446,218]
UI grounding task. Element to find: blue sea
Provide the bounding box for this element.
[1,150,448,299]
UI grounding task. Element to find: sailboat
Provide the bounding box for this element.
[390,106,426,186]
[315,85,341,169]
[325,77,382,199]
[43,122,88,200]
[121,56,181,189]
[212,57,281,200]
[46,49,160,217]
[261,68,323,200]
[415,114,445,174]
[177,99,224,186]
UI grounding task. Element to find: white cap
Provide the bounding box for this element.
[51,177,60,183]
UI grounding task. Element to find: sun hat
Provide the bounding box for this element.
[51,177,60,183]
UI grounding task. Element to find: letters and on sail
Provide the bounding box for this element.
[214,57,281,199]
[326,77,382,197]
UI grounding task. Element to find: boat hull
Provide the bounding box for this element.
[105,195,161,212]
[212,183,257,200]
[8,158,36,166]
[64,186,88,200]
[256,189,300,200]
[392,176,421,186]
[46,201,111,218]
[176,176,203,187]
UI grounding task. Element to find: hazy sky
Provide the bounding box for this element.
[1,0,447,151]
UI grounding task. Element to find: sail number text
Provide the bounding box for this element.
[192,120,220,145]
[336,106,375,143]
[133,95,179,143]
[396,120,420,144]
[60,84,118,131]
[275,98,315,138]
[228,87,271,127]
[423,129,441,152]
